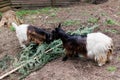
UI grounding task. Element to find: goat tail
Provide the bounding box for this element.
[12,22,18,30]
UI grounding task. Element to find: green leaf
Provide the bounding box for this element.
[107,66,117,72]
[10,25,15,31]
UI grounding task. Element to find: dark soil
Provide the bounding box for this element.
[0,0,120,80]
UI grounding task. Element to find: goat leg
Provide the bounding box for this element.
[62,50,73,61]
[62,55,68,61]
[74,52,79,58]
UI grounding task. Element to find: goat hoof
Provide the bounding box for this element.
[74,54,79,58]
[62,56,68,61]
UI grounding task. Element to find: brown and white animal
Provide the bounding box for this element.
[52,24,113,66]
[12,22,52,48]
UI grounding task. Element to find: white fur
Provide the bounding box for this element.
[12,22,29,48]
[87,32,113,66]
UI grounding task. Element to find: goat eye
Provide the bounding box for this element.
[55,28,58,30]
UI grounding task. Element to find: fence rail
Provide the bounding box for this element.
[10,0,80,8]
[0,0,11,12]
[0,0,80,10]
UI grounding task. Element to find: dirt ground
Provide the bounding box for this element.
[0,0,120,80]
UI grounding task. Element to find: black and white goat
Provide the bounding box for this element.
[52,24,113,66]
[12,23,52,48]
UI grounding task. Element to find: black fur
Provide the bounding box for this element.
[52,23,87,61]
[27,25,52,44]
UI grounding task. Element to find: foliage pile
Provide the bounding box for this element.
[13,40,63,79]
[68,24,99,35]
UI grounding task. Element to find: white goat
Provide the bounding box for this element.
[12,23,52,48]
[52,25,113,66]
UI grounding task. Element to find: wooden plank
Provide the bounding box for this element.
[11,0,51,7]
[10,0,80,8]
[11,2,51,5]
[0,0,10,12]
[0,6,11,12]
[0,3,11,8]
[11,0,51,8]
[11,0,51,3]
[0,1,9,4]
[11,4,51,8]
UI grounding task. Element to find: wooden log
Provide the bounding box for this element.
[0,10,23,28]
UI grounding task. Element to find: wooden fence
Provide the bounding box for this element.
[0,0,108,10]
[0,0,10,8]
[10,0,81,8]
[0,0,81,10]
[0,0,11,12]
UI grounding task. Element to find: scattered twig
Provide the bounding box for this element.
[0,65,24,80]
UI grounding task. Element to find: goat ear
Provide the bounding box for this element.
[58,23,61,28]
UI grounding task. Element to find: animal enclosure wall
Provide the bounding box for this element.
[0,0,11,12]
[0,0,109,9]
[10,0,81,8]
